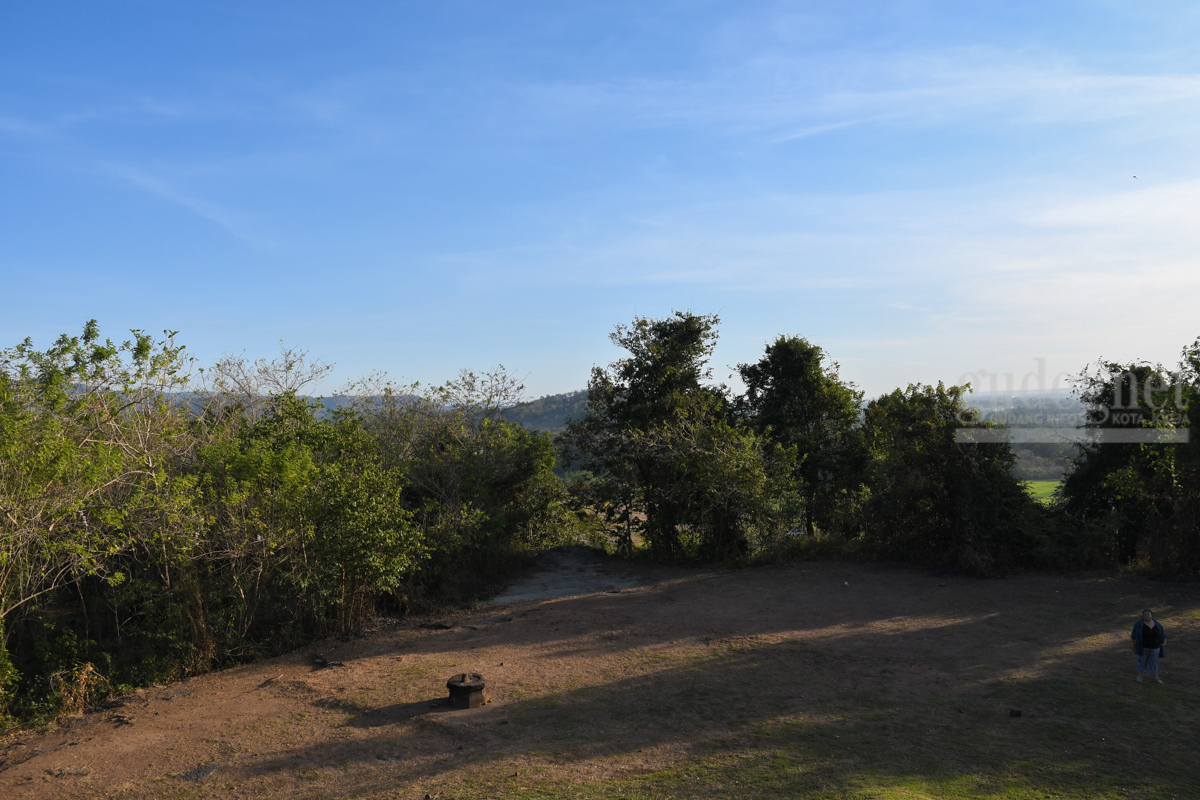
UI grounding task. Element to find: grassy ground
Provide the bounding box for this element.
[1024,480,1061,503]
[4,560,1198,800]
[430,612,1200,800]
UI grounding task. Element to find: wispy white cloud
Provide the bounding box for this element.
[55,41,1194,166]
[415,166,1200,393]
[101,161,270,246]
[498,46,1200,148]
[18,41,1197,201]
[766,115,890,144]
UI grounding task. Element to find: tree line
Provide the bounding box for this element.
[561,312,1199,575]
[2,314,1198,724]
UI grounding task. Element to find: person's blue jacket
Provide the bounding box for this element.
[1131,619,1166,657]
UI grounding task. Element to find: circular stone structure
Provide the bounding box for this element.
[446,673,488,708]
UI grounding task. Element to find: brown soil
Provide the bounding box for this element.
[1,548,1196,799]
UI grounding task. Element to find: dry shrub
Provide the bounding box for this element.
[51,662,112,718]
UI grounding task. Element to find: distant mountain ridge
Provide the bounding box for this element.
[190,391,590,434]
[501,389,589,434]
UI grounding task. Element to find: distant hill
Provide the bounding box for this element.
[503,390,589,434]
[199,391,589,434]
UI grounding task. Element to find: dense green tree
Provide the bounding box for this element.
[1058,350,1199,569]
[562,312,792,560]
[196,394,425,639]
[344,367,577,600]
[856,383,1035,575]
[0,322,192,622]
[737,335,864,535]
[627,401,798,559]
[0,323,196,718]
[561,312,720,558]
[17,316,1199,726]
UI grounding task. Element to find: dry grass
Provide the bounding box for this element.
[2,557,1198,799]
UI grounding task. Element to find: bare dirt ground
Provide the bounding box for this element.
[2,548,1198,799]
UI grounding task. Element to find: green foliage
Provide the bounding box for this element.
[343,368,578,602]
[562,312,721,559]
[0,321,193,625]
[5,316,1198,725]
[0,322,205,720]
[0,620,16,727]
[307,458,423,629]
[737,335,864,534]
[629,401,800,560]
[854,383,1036,575]
[0,328,579,724]
[600,312,724,431]
[195,395,425,637]
[562,313,797,561]
[1058,349,1200,570]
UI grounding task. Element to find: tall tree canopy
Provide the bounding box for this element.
[1058,349,1200,569]
[856,382,1037,574]
[737,335,863,534]
[561,312,791,560]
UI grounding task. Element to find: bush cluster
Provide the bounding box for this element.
[0,324,578,724]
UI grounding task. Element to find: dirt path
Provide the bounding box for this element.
[2,554,1198,799]
[490,545,643,603]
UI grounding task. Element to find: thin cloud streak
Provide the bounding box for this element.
[12,45,1198,203]
[766,116,887,144]
[57,46,1200,159]
[0,113,56,139]
[100,162,269,246]
[501,49,1200,141]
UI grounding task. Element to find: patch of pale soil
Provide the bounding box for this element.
[491,545,642,603]
[1,556,1197,799]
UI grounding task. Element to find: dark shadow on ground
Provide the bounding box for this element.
[220,563,1200,799]
[346,698,454,729]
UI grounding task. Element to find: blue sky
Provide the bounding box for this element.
[3,1,1200,398]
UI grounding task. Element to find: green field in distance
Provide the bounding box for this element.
[1024,480,1060,503]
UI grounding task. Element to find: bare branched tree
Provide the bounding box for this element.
[194,342,333,422]
[443,366,526,421]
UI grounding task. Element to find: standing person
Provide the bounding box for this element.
[1131,609,1166,684]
